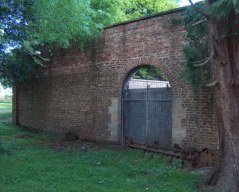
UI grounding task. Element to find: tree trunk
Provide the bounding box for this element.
[207,13,239,192]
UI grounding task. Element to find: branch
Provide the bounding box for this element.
[217,33,239,41]
[192,17,207,26]
[37,55,50,62]
[192,54,214,67]
[191,56,209,64]
[206,80,218,88]
[188,0,210,19]
[24,50,50,62]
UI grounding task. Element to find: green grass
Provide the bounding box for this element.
[0,104,201,192]
[0,102,12,113]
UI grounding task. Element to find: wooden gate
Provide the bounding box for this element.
[122,83,172,148]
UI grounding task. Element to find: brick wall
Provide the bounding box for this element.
[14,8,219,149]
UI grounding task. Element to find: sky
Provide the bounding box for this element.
[179,0,202,6]
[0,84,12,97]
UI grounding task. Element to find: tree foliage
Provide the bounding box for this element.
[28,0,123,48]
[183,0,239,89]
[208,0,239,19]
[0,0,179,86]
[133,66,168,81]
[120,0,178,20]
[182,2,210,90]
[0,0,123,86]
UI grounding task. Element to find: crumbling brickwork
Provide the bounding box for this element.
[13,8,219,149]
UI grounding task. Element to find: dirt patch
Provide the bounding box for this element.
[15,135,33,139]
[40,139,125,152]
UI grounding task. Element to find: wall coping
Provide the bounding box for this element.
[105,6,186,29]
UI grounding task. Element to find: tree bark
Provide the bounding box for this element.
[187,0,239,190]
[207,12,239,192]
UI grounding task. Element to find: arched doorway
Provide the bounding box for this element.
[122,65,172,148]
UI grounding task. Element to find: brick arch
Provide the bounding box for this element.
[120,61,174,147]
[119,58,180,98]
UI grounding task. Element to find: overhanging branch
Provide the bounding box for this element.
[206,80,218,88]
[217,33,239,41]
[192,17,207,26]
[192,54,214,67]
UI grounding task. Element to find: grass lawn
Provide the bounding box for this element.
[0,103,201,192]
[0,102,12,113]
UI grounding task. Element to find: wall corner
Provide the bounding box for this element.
[12,84,18,125]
